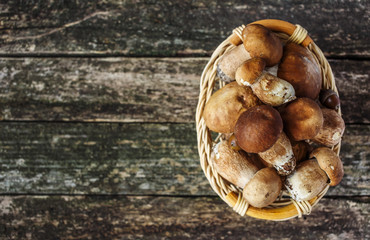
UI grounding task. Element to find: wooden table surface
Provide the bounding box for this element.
[0,1,369,239]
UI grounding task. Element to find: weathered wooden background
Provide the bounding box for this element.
[0,1,369,239]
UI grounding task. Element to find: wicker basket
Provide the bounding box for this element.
[195,19,342,221]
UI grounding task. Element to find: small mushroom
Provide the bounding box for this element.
[235,57,266,86]
[277,43,322,99]
[235,105,283,153]
[280,98,324,141]
[203,81,261,133]
[312,108,345,147]
[285,159,329,201]
[217,24,283,82]
[309,147,344,186]
[210,140,260,189]
[258,132,296,176]
[243,168,282,208]
[242,24,283,67]
[235,58,296,106]
[217,44,251,82]
[319,89,340,110]
[211,139,282,208]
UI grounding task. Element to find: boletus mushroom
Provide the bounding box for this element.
[217,24,283,82]
[235,58,296,106]
[235,105,283,153]
[242,24,283,67]
[285,159,329,201]
[277,42,322,100]
[280,98,324,141]
[258,132,296,176]
[243,167,282,208]
[309,147,344,186]
[312,108,345,147]
[203,81,261,133]
[235,105,296,174]
[211,140,282,208]
[210,140,260,189]
[217,44,251,82]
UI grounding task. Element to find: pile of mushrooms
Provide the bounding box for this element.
[205,24,345,208]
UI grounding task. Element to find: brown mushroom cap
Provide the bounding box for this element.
[280,98,324,141]
[242,24,283,67]
[243,167,282,208]
[217,44,251,82]
[319,89,341,110]
[203,81,261,133]
[235,105,283,153]
[277,42,322,99]
[312,108,345,147]
[210,140,260,189]
[235,57,266,86]
[309,147,344,186]
[285,159,329,201]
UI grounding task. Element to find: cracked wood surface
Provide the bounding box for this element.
[0,196,369,240]
[0,58,368,123]
[0,0,369,238]
[1,0,369,57]
[0,123,368,196]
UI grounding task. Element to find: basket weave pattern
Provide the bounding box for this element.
[195,20,342,221]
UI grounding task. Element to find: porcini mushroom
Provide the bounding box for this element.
[235,58,296,106]
[312,108,345,147]
[243,168,282,208]
[235,105,283,153]
[210,140,260,189]
[203,81,261,133]
[217,24,283,82]
[309,147,344,186]
[258,132,296,176]
[235,57,266,86]
[211,140,282,208]
[277,42,322,99]
[242,24,283,67]
[285,159,329,201]
[280,98,324,141]
[217,44,251,82]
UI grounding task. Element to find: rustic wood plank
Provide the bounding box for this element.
[0,195,368,240]
[0,58,368,123]
[1,0,369,57]
[0,123,368,196]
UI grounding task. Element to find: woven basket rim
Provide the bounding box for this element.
[195,19,342,221]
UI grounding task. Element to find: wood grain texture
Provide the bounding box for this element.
[0,123,368,196]
[0,58,368,123]
[1,0,369,57]
[0,195,369,240]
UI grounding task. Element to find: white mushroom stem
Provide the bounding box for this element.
[285,159,329,201]
[312,108,345,147]
[211,141,259,189]
[258,132,296,176]
[248,72,296,106]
